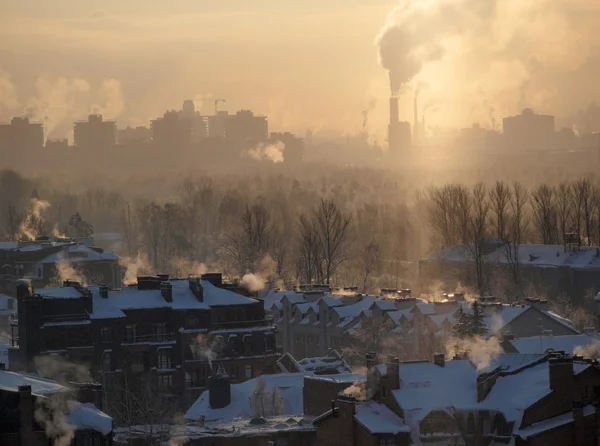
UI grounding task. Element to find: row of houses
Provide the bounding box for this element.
[264,288,583,363]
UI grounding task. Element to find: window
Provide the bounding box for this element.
[379,438,396,446]
[245,364,253,379]
[125,324,137,343]
[152,322,167,341]
[131,357,144,373]
[381,385,387,398]
[581,387,589,400]
[467,413,475,434]
[308,336,314,345]
[157,374,173,392]
[315,313,320,322]
[102,353,111,371]
[100,326,112,342]
[157,349,172,369]
[186,315,199,328]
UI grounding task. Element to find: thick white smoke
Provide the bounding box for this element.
[376,0,600,128]
[248,141,285,163]
[18,198,51,241]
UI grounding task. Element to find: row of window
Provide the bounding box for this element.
[101,349,172,372]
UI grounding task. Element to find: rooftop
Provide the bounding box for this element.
[354,401,410,435]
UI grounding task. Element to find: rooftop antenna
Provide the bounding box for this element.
[214,98,226,115]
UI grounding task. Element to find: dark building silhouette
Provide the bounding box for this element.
[388,97,411,156]
[503,108,555,151]
[151,110,192,147]
[74,114,117,149]
[179,100,207,142]
[225,110,268,143]
[270,132,304,164]
[205,111,229,139]
[0,117,44,152]
[44,138,69,150]
[117,125,152,145]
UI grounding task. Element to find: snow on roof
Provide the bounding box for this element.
[374,300,398,311]
[478,361,552,424]
[514,406,594,440]
[0,241,18,250]
[262,290,306,310]
[41,279,258,318]
[185,372,308,422]
[297,350,352,374]
[67,401,113,435]
[541,310,577,330]
[318,296,346,307]
[41,244,119,263]
[479,354,546,375]
[0,294,16,315]
[393,360,477,424]
[354,401,410,435]
[506,334,600,356]
[414,303,436,315]
[305,373,365,383]
[427,243,600,269]
[294,302,318,314]
[0,370,71,396]
[386,309,413,326]
[40,286,84,299]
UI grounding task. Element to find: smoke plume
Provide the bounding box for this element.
[191,334,217,367]
[446,336,501,371]
[35,393,75,446]
[0,70,19,116]
[574,340,600,359]
[376,0,600,128]
[18,198,51,240]
[248,141,285,163]
[242,273,266,292]
[54,254,87,286]
[120,251,153,285]
[343,381,372,401]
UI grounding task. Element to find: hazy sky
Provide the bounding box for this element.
[2,0,600,141]
[0,0,395,139]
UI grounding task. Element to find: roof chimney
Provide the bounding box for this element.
[99,285,109,299]
[189,277,204,302]
[160,281,173,303]
[434,353,445,367]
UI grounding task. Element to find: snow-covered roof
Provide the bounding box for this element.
[515,404,594,440]
[478,361,552,424]
[67,401,113,435]
[262,290,306,310]
[506,334,600,356]
[38,279,258,319]
[296,350,352,374]
[386,309,413,326]
[0,293,16,315]
[354,401,410,435]
[414,303,437,315]
[393,360,477,424]
[318,296,346,307]
[373,300,398,311]
[479,354,546,375]
[185,373,308,422]
[41,244,119,263]
[426,243,600,269]
[0,370,71,396]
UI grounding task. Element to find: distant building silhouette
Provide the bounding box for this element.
[74,114,117,149]
[503,108,554,151]
[204,111,229,139]
[388,97,411,156]
[178,100,207,142]
[225,110,268,143]
[117,126,152,145]
[44,139,69,150]
[0,117,44,153]
[270,132,304,164]
[151,110,192,147]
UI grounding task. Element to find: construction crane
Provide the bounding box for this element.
[214,98,226,115]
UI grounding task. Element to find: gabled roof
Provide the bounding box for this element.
[354,401,410,435]
[506,334,600,356]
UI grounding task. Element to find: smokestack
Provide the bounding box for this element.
[414,93,418,145]
[389,97,399,124]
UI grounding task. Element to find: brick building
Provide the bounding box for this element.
[315,352,600,445]
[0,367,112,446]
[8,273,278,408]
[0,236,122,290]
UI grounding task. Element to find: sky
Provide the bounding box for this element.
[0,0,395,139]
[2,0,600,141]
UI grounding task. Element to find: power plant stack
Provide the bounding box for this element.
[388,96,411,156]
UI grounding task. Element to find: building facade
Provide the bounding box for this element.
[503,108,555,151]
[74,115,117,149]
[9,274,278,408]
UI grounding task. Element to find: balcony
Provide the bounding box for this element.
[122,333,177,344]
[211,318,275,330]
[43,313,90,324]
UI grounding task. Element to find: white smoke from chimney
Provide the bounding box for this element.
[248,141,285,163]
[0,70,19,116]
[120,251,153,285]
[446,336,501,371]
[242,273,266,292]
[18,198,51,241]
[55,252,87,286]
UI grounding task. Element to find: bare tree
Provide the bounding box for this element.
[575,177,594,245]
[296,213,322,284]
[554,182,572,249]
[359,239,382,293]
[313,199,353,284]
[531,184,557,244]
[489,181,511,240]
[504,182,529,299]
[463,183,491,296]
